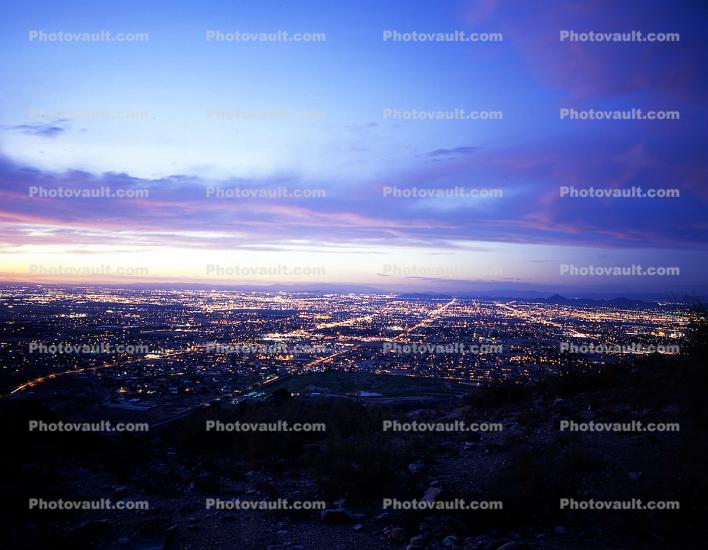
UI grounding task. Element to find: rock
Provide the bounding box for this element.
[421,486,442,502]
[408,462,425,474]
[407,534,425,549]
[353,523,363,531]
[628,471,643,481]
[65,519,112,543]
[178,503,199,514]
[443,534,459,547]
[463,536,495,550]
[466,431,482,443]
[389,527,407,543]
[320,508,355,524]
[497,542,527,550]
[112,485,128,497]
[374,512,391,522]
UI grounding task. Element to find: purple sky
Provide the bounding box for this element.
[1,0,706,295]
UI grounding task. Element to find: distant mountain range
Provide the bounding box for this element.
[397,291,701,305]
[538,294,652,307]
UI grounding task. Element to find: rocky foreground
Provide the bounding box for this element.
[2,349,706,549]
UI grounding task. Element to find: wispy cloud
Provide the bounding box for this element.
[6,120,69,138]
[427,146,478,158]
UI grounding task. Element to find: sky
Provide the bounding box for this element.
[0,0,707,296]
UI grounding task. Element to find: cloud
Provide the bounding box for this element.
[6,120,69,138]
[464,0,708,102]
[0,141,706,255]
[427,146,478,158]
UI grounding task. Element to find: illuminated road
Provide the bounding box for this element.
[303,297,456,370]
[393,297,456,340]
[496,301,586,338]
